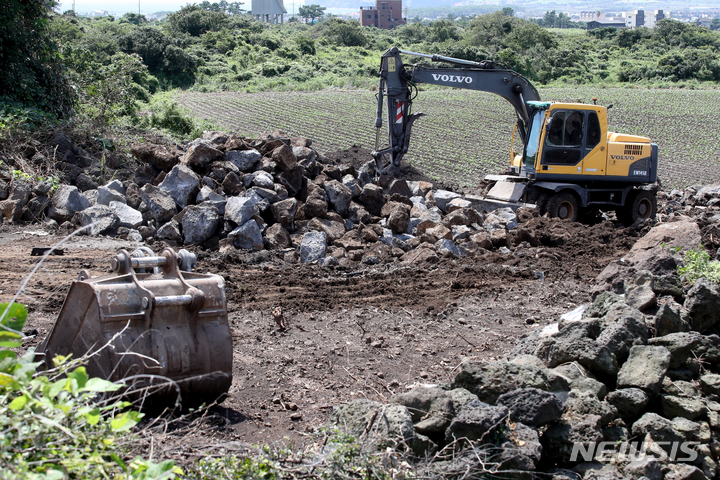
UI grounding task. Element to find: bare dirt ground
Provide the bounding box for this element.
[0,211,646,453]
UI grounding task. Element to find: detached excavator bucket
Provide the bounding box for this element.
[38,247,232,409]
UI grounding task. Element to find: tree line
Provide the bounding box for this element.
[2,1,719,131]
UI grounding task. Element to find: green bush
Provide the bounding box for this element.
[0,302,181,479]
[150,102,195,136]
[678,248,720,284]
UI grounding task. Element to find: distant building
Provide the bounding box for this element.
[580,11,598,22]
[623,9,645,28]
[360,0,406,29]
[252,0,286,23]
[644,10,665,28]
[696,16,713,28]
[587,20,627,30]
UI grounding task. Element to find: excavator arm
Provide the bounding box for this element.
[372,47,541,172]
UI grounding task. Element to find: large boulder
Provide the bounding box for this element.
[229,219,263,250]
[541,414,603,464]
[264,223,291,250]
[224,149,261,172]
[358,183,384,216]
[159,164,200,209]
[324,180,352,217]
[606,388,649,418]
[445,399,508,444]
[108,201,143,228]
[300,231,327,263]
[434,190,462,213]
[271,145,296,172]
[140,184,177,224]
[270,198,297,230]
[685,278,720,333]
[182,203,221,244]
[183,141,223,169]
[0,178,31,221]
[131,143,178,171]
[328,399,430,456]
[617,346,671,394]
[225,196,259,227]
[390,387,455,435]
[76,205,119,235]
[453,360,556,404]
[51,185,91,221]
[496,387,562,427]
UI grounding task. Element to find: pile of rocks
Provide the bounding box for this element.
[329,219,720,480]
[0,131,542,265]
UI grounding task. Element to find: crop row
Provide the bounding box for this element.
[176,87,720,189]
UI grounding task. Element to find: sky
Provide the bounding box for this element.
[56,0,305,15]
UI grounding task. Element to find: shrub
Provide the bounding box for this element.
[678,248,720,284]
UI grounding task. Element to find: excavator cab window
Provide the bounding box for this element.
[523,109,544,169]
[542,110,584,166]
[586,112,601,149]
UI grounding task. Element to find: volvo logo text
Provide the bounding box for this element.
[431,74,473,84]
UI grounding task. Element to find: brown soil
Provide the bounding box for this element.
[1,211,641,454]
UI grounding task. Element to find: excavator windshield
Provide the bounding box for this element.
[523,109,545,170]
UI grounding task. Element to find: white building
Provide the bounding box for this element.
[252,0,287,23]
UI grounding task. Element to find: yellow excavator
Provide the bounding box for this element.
[371,47,659,224]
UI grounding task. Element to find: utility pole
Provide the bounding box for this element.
[138,0,141,14]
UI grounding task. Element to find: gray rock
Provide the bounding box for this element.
[694,334,720,363]
[606,388,649,418]
[564,390,618,425]
[183,141,223,169]
[485,207,519,230]
[159,163,200,209]
[453,360,555,404]
[617,346,671,394]
[196,186,226,215]
[664,464,708,480]
[342,174,361,198]
[52,185,91,219]
[445,399,508,444]
[324,180,352,217]
[654,300,690,336]
[447,388,479,414]
[496,387,562,426]
[552,362,607,398]
[541,414,603,464]
[275,165,303,197]
[358,183,384,216]
[23,196,52,221]
[271,145,296,172]
[328,399,430,456]
[140,184,177,224]
[264,223,291,250]
[390,387,455,434]
[76,205,119,235]
[387,203,411,234]
[82,189,98,206]
[157,219,182,242]
[252,170,275,189]
[182,203,220,245]
[648,332,702,369]
[623,458,662,480]
[75,173,98,192]
[300,231,327,263]
[108,201,143,228]
[127,229,143,242]
[97,184,126,206]
[631,412,680,443]
[434,190,462,213]
[496,422,542,472]
[435,238,463,256]
[596,303,649,363]
[661,395,705,420]
[685,278,720,332]
[625,271,657,312]
[225,196,258,227]
[250,186,280,203]
[348,202,370,224]
[654,274,684,299]
[224,149,261,172]
[229,219,263,251]
[270,198,298,230]
[699,373,720,396]
[534,321,619,377]
[319,256,338,267]
[584,292,627,319]
[584,465,628,480]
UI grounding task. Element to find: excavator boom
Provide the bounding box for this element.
[372,47,540,170]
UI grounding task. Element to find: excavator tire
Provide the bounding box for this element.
[617,190,657,226]
[546,192,580,222]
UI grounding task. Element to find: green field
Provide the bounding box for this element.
[176,87,720,189]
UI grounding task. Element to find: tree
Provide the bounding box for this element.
[0,0,75,117]
[298,4,326,24]
[501,7,514,17]
[120,12,147,25]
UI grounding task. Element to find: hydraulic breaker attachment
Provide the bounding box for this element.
[38,247,232,409]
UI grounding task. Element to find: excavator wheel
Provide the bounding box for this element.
[546,192,579,222]
[617,190,657,226]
